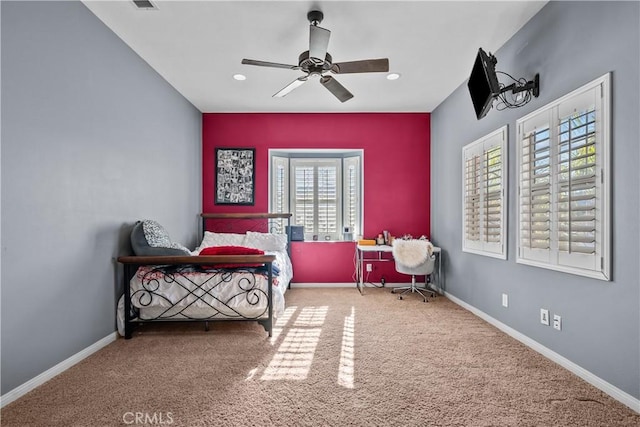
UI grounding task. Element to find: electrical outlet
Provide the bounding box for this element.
[553,314,562,331]
[366,263,372,272]
[502,293,509,308]
[540,308,550,326]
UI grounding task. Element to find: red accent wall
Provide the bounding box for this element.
[202,113,430,283]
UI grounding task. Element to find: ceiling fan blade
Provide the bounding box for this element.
[320,76,354,103]
[332,58,390,74]
[242,59,299,70]
[273,77,308,98]
[309,25,331,65]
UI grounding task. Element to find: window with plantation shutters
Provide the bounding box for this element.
[270,151,362,241]
[462,126,507,259]
[517,73,610,280]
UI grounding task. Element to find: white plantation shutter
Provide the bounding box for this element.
[343,156,361,236]
[464,148,482,244]
[317,164,338,234]
[293,163,315,234]
[484,145,503,246]
[520,115,552,263]
[271,156,289,232]
[462,126,507,259]
[517,73,610,280]
[291,158,342,240]
[557,109,597,262]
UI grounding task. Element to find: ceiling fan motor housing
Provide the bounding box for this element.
[307,10,324,25]
[298,50,332,74]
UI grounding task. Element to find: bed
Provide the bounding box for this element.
[117,213,293,339]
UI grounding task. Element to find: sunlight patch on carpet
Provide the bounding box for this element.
[261,306,328,381]
[270,306,298,345]
[294,306,329,326]
[261,328,322,380]
[245,367,258,381]
[338,306,355,389]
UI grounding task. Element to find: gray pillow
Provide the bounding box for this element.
[130,220,191,256]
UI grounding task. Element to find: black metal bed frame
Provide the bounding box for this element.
[118,213,292,339]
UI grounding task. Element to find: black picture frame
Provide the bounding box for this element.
[215,148,256,205]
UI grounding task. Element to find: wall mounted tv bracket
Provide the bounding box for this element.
[486,52,540,100]
[498,73,540,98]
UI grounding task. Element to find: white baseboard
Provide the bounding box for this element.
[290,282,415,289]
[1,332,118,408]
[445,292,640,414]
[291,282,357,288]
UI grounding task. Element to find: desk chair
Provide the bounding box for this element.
[391,239,436,302]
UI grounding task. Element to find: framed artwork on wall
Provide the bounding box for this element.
[215,148,255,205]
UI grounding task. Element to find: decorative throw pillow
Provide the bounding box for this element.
[142,220,172,247]
[130,220,191,256]
[199,245,264,268]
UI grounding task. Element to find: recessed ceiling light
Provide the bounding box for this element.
[233,74,247,81]
[387,73,401,80]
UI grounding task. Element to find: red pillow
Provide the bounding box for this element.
[199,246,265,268]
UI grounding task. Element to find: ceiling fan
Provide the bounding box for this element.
[241,10,390,103]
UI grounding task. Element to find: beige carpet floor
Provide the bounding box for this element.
[2,287,638,426]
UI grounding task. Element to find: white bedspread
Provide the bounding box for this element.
[117,250,292,336]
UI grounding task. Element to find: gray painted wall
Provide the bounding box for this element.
[431,1,639,399]
[1,1,201,394]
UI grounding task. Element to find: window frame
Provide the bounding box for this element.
[462,125,508,259]
[516,73,611,281]
[269,149,363,242]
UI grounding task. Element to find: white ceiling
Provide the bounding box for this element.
[82,0,548,113]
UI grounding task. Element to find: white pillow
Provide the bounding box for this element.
[193,232,247,254]
[244,231,288,252]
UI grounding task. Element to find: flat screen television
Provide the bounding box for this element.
[468,48,501,120]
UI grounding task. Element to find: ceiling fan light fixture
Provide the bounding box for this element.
[233,74,247,81]
[387,73,401,80]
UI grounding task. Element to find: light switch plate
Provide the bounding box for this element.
[540,308,550,325]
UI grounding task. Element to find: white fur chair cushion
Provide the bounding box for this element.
[392,239,434,268]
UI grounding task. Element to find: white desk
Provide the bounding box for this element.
[356,244,442,294]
